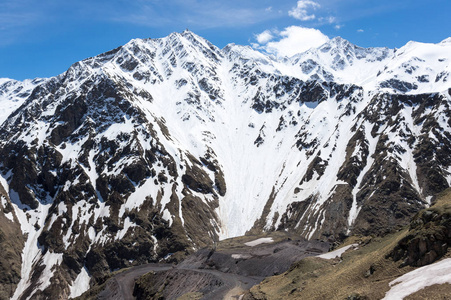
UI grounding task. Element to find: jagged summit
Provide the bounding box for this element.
[0,30,450,299]
[323,36,352,48]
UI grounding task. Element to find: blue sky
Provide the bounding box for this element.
[1,0,450,80]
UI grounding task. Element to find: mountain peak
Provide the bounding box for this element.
[181,28,196,36]
[166,29,209,44]
[0,78,14,85]
[317,36,355,54]
[162,30,221,58]
[329,36,353,46]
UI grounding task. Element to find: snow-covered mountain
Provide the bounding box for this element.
[0,30,450,299]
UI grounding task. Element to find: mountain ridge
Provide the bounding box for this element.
[0,30,450,299]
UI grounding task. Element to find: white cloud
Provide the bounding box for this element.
[319,16,336,24]
[265,6,273,12]
[255,30,274,44]
[327,16,336,24]
[288,0,320,21]
[335,24,343,30]
[357,29,364,33]
[256,26,329,58]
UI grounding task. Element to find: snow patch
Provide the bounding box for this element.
[36,252,64,293]
[383,258,451,300]
[244,237,274,247]
[232,254,252,259]
[11,199,53,300]
[115,217,136,240]
[317,244,358,259]
[69,267,91,299]
[162,208,173,226]
[347,123,379,233]
[0,196,14,221]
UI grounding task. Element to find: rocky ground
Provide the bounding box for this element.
[77,232,329,299]
[134,268,260,300]
[177,233,329,278]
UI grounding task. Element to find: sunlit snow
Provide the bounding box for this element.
[383,258,451,300]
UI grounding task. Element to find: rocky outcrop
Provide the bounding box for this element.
[389,191,451,267]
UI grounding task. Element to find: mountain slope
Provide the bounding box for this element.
[243,188,451,300]
[0,30,450,298]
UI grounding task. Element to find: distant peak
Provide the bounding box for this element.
[317,36,354,53]
[222,43,235,50]
[440,37,451,44]
[180,29,193,37]
[180,29,201,39]
[222,43,271,62]
[330,36,353,46]
[167,30,206,44]
[331,36,349,43]
[319,36,355,50]
[223,43,253,52]
[0,78,14,85]
[404,40,419,46]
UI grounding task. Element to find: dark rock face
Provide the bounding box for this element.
[380,79,418,92]
[389,196,451,267]
[275,185,353,242]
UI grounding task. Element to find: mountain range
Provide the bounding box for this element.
[0,30,450,299]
